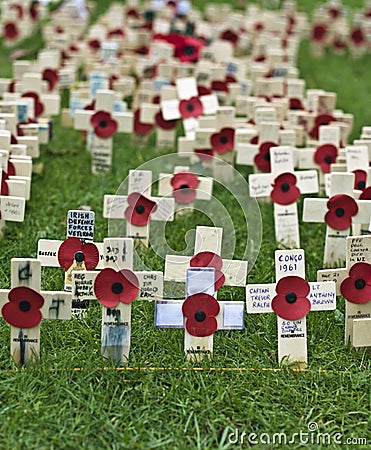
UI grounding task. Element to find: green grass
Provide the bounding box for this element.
[0,1,370,449]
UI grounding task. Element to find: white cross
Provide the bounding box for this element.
[303,172,371,267]
[0,258,71,365]
[37,209,105,316]
[249,145,318,248]
[103,169,175,247]
[317,235,371,348]
[155,266,245,360]
[246,248,336,368]
[71,237,163,365]
[158,165,213,213]
[74,89,133,173]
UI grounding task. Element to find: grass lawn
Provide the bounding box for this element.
[0,1,370,449]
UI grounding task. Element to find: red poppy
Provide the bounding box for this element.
[109,74,119,90]
[289,98,304,110]
[134,109,154,135]
[220,29,238,45]
[88,39,101,50]
[351,28,365,46]
[42,68,59,92]
[254,141,277,173]
[84,100,96,111]
[182,292,220,337]
[69,44,79,52]
[10,4,24,19]
[194,149,213,162]
[327,7,341,19]
[309,114,336,140]
[2,286,44,329]
[270,173,300,205]
[1,172,9,196]
[8,79,17,93]
[171,172,199,204]
[254,22,264,32]
[21,92,44,118]
[124,192,157,226]
[178,36,204,62]
[353,170,367,191]
[4,22,19,40]
[30,1,38,21]
[107,28,125,39]
[58,237,99,271]
[211,80,229,93]
[340,263,371,304]
[190,252,225,290]
[94,267,139,307]
[7,161,16,177]
[324,194,358,230]
[360,186,371,200]
[198,85,212,96]
[126,7,140,19]
[314,144,338,173]
[90,111,118,138]
[333,37,347,51]
[210,127,235,154]
[155,110,178,130]
[272,276,311,320]
[179,97,203,119]
[311,24,327,42]
[55,25,64,34]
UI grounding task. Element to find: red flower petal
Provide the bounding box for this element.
[353,170,367,191]
[134,109,154,135]
[272,276,311,320]
[171,172,199,204]
[57,237,99,271]
[2,287,43,328]
[289,98,304,110]
[42,68,59,92]
[254,141,277,172]
[1,173,9,196]
[340,263,371,304]
[314,144,338,173]
[197,85,212,96]
[194,149,213,162]
[124,192,157,226]
[190,252,225,290]
[360,186,371,200]
[94,267,139,307]
[4,22,19,40]
[182,292,220,337]
[179,97,203,119]
[210,128,235,154]
[88,39,101,50]
[220,29,238,45]
[271,172,301,205]
[351,28,365,45]
[312,24,327,42]
[325,194,358,230]
[22,92,44,118]
[155,110,177,130]
[90,111,117,138]
[211,80,229,93]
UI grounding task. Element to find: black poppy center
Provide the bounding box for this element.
[194,310,206,322]
[335,208,345,218]
[281,182,290,192]
[358,181,366,189]
[180,184,189,190]
[264,152,271,161]
[220,136,228,144]
[112,282,123,294]
[285,292,297,304]
[355,278,366,290]
[19,300,31,312]
[135,204,145,214]
[186,103,194,112]
[183,45,195,55]
[74,251,85,263]
[99,120,107,128]
[324,156,333,164]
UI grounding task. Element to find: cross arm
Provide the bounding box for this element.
[302,198,328,222]
[317,268,348,295]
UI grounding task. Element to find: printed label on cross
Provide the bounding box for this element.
[158,165,213,213]
[317,235,371,348]
[246,249,336,368]
[103,169,175,247]
[155,266,244,360]
[303,172,371,267]
[249,145,318,248]
[74,89,133,173]
[71,237,163,365]
[37,209,105,316]
[0,258,71,365]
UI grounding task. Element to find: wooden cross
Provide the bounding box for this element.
[249,145,318,248]
[37,209,105,316]
[155,266,245,360]
[158,165,213,214]
[103,169,175,247]
[0,258,71,365]
[246,248,336,368]
[317,235,371,348]
[74,89,133,173]
[71,237,163,365]
[303,172,371,267]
